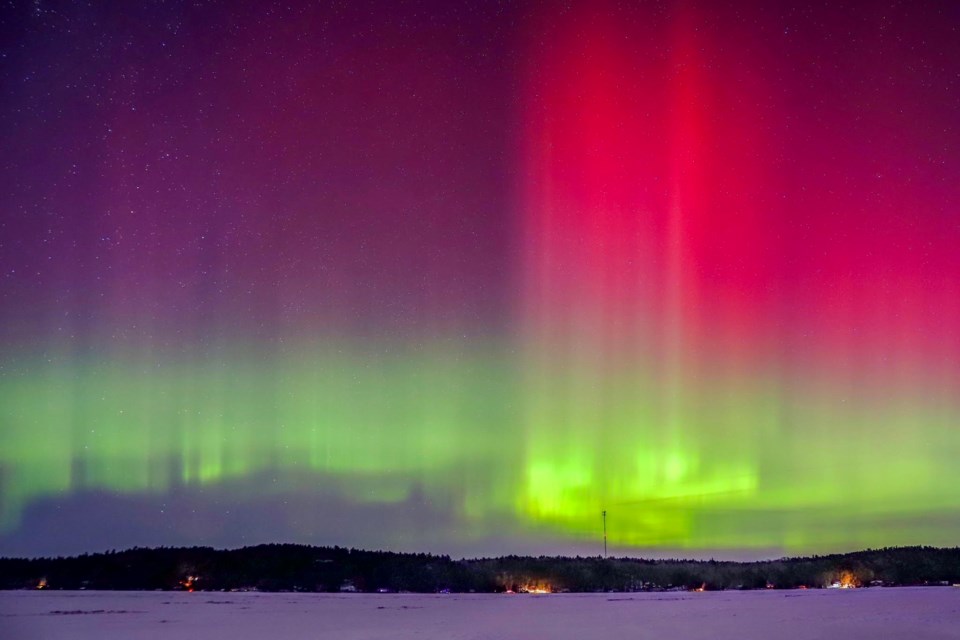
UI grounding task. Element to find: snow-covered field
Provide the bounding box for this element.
[2,587,958,639]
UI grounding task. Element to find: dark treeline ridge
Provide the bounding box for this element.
[2,545,959,593]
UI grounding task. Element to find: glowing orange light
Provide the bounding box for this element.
[179,575,199,591]
[838,571,859,589]
[519,580,552,594]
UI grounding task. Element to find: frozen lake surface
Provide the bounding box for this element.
[2,587,959,639]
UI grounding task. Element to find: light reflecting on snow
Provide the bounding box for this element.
[1,588,959,640]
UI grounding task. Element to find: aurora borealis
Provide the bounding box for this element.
[2,1,959,558]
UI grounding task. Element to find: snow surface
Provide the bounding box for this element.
[2,587,959,639]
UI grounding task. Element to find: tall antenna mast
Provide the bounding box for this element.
[602,510,607,558]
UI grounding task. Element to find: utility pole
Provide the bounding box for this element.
[602,510,607,558]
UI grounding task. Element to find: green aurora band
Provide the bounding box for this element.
[3,337,959,554]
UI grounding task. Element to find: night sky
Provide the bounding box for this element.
[2,0,959,559]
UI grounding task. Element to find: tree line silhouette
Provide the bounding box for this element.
[2,545,959,592]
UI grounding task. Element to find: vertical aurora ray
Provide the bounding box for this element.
[516,1,759,544]
[516,0,960,550]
